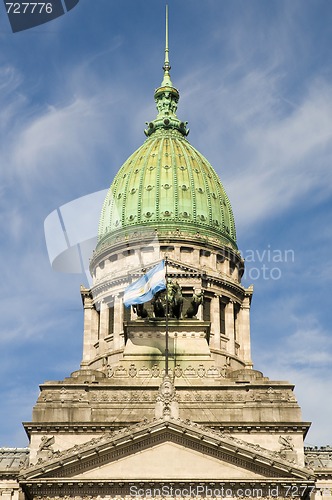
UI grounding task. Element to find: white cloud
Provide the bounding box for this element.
[280,322,332,368]
[0,385,40,447]
[254,311,332,445]
[179,65,332,232]
[259,364,332,446]
[6,97,108,192]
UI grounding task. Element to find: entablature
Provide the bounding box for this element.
[21,479,316,499]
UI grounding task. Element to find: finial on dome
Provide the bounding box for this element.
[161,5,172,87]
[155,4,178,98]
[144,5,189,137]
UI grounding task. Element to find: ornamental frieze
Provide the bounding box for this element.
[30,482,312,500]
[39,389,88,404]
[106,363,228,379]
[37,385,296,405]
[33,496,304,500]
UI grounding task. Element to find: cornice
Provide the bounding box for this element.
[312,470,332,479]
[23,421,311,436]
[91,257,245,303]
[0,470,22,479]
[22,479,316,499]
[35,378,298,390]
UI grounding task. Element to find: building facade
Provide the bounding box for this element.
[1,14,331,500]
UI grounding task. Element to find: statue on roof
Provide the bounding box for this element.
[185,291,204,318]
[167,279,183,319]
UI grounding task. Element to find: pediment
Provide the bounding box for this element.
[20,418,314,483]
[73,440,265,480]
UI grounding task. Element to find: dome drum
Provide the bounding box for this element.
[90,232,244,290]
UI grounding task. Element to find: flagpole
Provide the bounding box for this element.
[165,256,169,376]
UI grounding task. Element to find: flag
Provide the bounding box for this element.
[123,261,166,307]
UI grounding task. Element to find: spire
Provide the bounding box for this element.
[144,5,189,137]
[155,4,177,96]
[161,4,172,87]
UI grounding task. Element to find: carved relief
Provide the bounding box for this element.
[128,364,137,377]
[151,364,160,377]
[41,389,87,404]
[183,366,196,377]
[173,364,182,378]
[279,435,297,463]
[39,435,55,453]
[34,435,57,464]
[155,376,179,420]
[279,435,294,451]
[114,366,127,378]
[100,363,229,380]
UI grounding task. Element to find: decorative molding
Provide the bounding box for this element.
[35,383,298,405]
[155,377,179,420]
[28,481,315,499]
[23,421,311,436]
[91,257,245,302]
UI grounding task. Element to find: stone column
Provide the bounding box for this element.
[225,299,235,355]
[238,295,252,366]
[174,244,181,261]
[113,295,124,350]
[193,249,200,265]
[232,264,239,282]
[210,252,217,270]
[209,295,220,349]
[223,258,230,276]
[1,490,13,500]
[81,292,100,365]
[98,300,110,355]
[99,301,109,338]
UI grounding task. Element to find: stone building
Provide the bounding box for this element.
[1,12,332,500]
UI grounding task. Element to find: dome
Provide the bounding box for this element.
[97,128,237,251]
[96,27,237,254]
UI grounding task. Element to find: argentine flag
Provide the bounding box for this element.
[123,261,166,307]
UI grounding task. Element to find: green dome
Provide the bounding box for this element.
[97,27,237,252]
[97,128,237,250]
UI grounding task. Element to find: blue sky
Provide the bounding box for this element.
[0,0,332,447]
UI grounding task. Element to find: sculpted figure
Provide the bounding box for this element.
[36,435,55,462]
[39,435,55,452]
[151,280,183,319]
[279,435,294,451]
[185,291,204,318]
[132,303,148,319]
[152,291,165,318]
[168,279,183,319]
[278,435,297,462]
